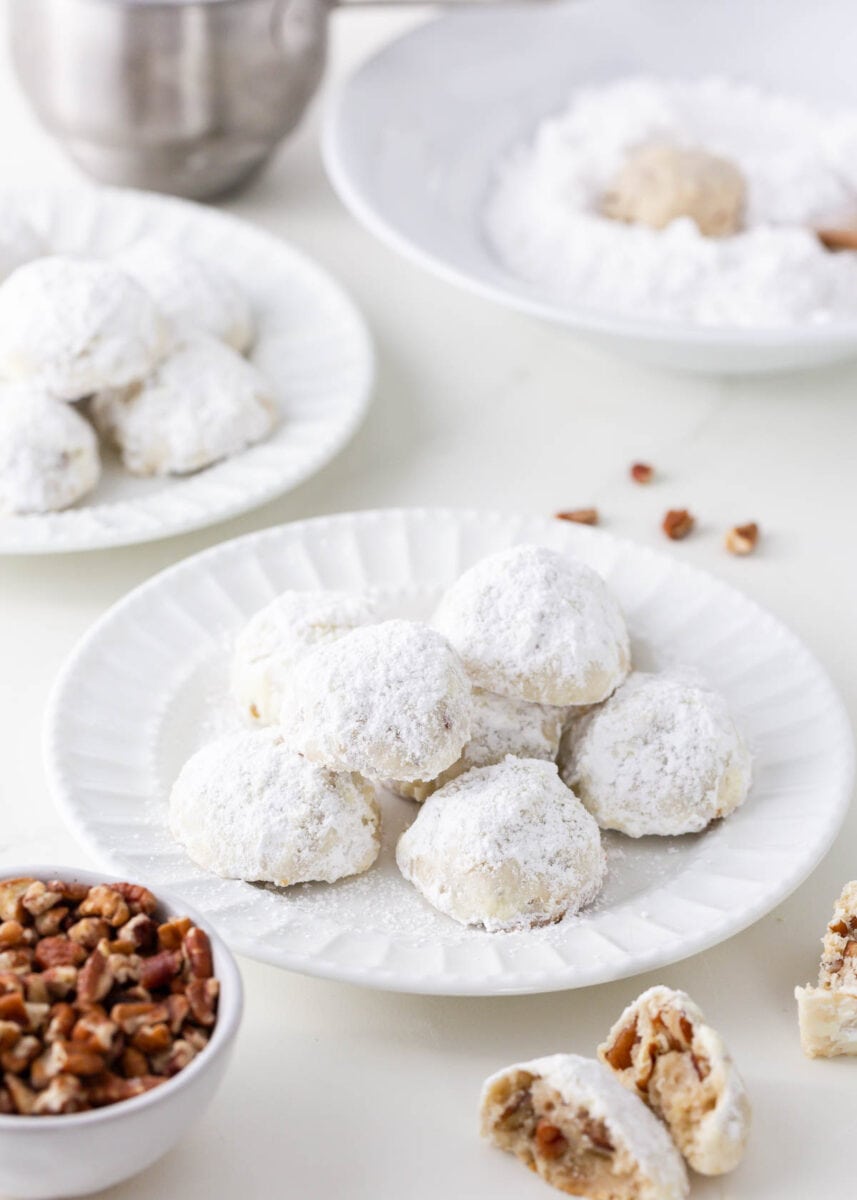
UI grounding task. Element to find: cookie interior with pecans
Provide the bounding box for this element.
[0,876,219,1115]
[796,880,857,1058]
[597,985,750,1175]
[480,1053,688,1200]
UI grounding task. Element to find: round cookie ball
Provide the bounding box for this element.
[603,142,746,238]
[116,237,254,353]
[390,687,566,802]
[396,757,605,931]
[0,256,168,399]
[91,334,276,475]
[169,727,380,886]
[279,619,472,782]
[0,384,100,514]
[433,545,630,706]
[232,589,381,725]
[559,672,752,837]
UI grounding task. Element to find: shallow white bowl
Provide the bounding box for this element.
[44,509,855,996]
[324,0,857,374]
[0,864,243,1200]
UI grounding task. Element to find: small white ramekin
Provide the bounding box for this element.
[0,864,243,1199]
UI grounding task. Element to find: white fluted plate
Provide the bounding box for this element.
[0,187,372,553]
[45,509,854,994]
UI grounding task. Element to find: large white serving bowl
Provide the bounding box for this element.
[43,509,854,996]
[324,0,857,375]
[0,864,243,1199]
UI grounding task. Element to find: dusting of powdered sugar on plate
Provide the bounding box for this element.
[484,76,857,327]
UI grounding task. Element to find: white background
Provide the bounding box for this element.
[0,7,855,1198]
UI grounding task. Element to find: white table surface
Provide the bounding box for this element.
[0,8,855,1199]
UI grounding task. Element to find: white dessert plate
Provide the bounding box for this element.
[0,186,372,553]
[45,508,854,995]
[323,0,857,374]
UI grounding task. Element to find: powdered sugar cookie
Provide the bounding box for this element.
[0,256,168,400]
[117,237,254,353]
[796,881,857,1058]
[232,589,381,724]
[91,334,276,475]
[0,205,43,279]
[0,384,100,514]
[396,757,604,931]
[433,545,630,705]
[280,619,471,781]
[480,1053,688,1200]
[603,142,746,238]
[389,688,565,802]
[169,727,380,886]
[559,672,751,836]
[599,985,751,1175]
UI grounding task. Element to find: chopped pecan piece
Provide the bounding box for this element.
[78,886,130,929]
[4,1072,36,1113]
[67,917,111,949]
[0,879,36,923]
[41,965,78,999]
[0,991,29,1027]
[34,907,69,938]
[186,978,219,1027]
[662,508,695,540]
[32,1073,88,1114]
[555,508,599,526]
[1,1034,40,1074]
[21,882,64,917]
[0,920,25,948]
[140,949,181,991]
[535,1118,568,1159]
[45,1003,76,1044]
[119,914,157,951]
[630,462,654,484]
[112,883,158,916]
[0,948,33,974]
[0,1021,21,1051]
[34,938,85,971]
[76,947,114,1006]
[157,917,192,951]
[724,522,759,556]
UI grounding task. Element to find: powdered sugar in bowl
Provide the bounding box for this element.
[325,0,857,373]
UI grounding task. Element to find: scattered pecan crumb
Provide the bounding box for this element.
[662,509,695,540]
[555,508,599,526]
[724,522,759,556]
[630,462,654,484]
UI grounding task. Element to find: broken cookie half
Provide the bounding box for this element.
[796,880,857,1058]
[480,1053,688,1200]
[597,986,750,1176]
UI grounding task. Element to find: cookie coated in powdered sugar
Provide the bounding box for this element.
[480,1053,688,1200]
[279,619,472,782]
[231,589,382,725]
[433,545,630,706]
[169,727,380,886]
[396,757,605,931]
[91,333,276,476]
[598,985,751,1176]
[559,671,751,836]
[0,383,100,514]
[116,236,254,353]
[388,687,566,802]
[0,256,168,400]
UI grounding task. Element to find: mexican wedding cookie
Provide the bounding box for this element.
[603,142,746,238]
[91,334,276,475]
[232,589,381,725]
[169,728,380,886]
[433,545,630,705]
[390,688,566,802]
[796,881,857,1058]
[280,620,472,781]
[598,986,751,1175]
[559,672,751,836]
[396,758,604,931]
[0,256,167,400]
[480,1054,688,1200]
[117,237,254,353]
[0,384,100,514]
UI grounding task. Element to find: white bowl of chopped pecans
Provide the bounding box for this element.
[0,866,243,1199]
